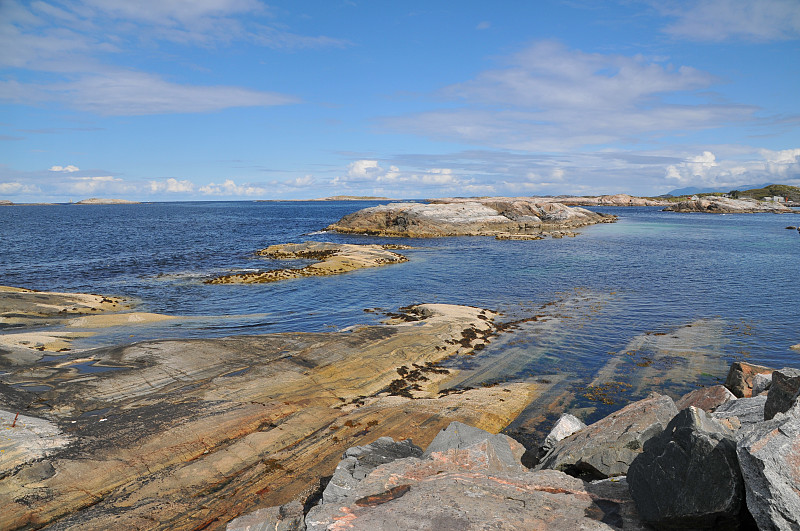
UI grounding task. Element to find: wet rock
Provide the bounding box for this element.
[536,393,678,480]
[711,395,767,432]
[322,437,422,505]
[736,403,800,530]
[676,385,736,412]
[751,373,772,396]
[628,407,743,529]
[725,361,775,398]
[764,368,800,420]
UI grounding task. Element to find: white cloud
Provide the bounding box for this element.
[49,165,80,172]
[385,41,754,152]
[199,178,266,196]
[68,175,126,194]
[662,0,800,42]
[0,182,41,195]
[149,178,195,193]
[664,148,800,189]
[288,175,315,187]
[347,160,382,180]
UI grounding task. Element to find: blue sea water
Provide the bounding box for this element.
[1,201,799,422]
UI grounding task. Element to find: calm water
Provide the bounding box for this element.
[2,201,799,422]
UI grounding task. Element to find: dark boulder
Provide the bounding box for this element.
[536,393,678,479]
[628,407,744,529]
[725,362,775,398]
[764,368,800,420]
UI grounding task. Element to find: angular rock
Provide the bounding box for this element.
[322,437,422,505]
[536,393,678,480]
[676,385,736,412]
[226,501,304,531]
[306,438,648,531]
[725,361,775,398]
[764,368,800,420]
[736,405,800,530]
[711,395,767,432]
[542,413,586,452]
[422,421,525,474]
[628,407,743,529]
[751,373,773,396]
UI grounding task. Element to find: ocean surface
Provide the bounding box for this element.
[2,200,799,426]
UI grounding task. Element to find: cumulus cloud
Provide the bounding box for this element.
[149,178,195,193]
[333,160,486,195]
[664,148,800,189]
[199,179,266,196]
[385,40,754,152]
[68,175,127,194]
[662,0,800,42]
[49,165,80,172]
[0,182,41,195]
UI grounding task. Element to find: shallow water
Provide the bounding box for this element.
[2,201,799,424]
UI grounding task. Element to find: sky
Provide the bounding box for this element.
[1,0,799,202]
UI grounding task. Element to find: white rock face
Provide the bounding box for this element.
[664,197,793,213]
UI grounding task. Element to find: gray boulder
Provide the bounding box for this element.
[628,407,743,529]
[422,421,525,474]
[736,402,800,530]
[322,437,422,505]
[543,413,587,450]
[764,368,800,420]
[752,373,773,396]
[226,502,304,531]
[711,395,767,432]
[536,393,678,479]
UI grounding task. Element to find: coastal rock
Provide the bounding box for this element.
[711,395,767,431]
[725,361,775,398]
[555,193,668,207]
[536,393,678,479]
[0,302,545,530]
[306,423,647,530]
[663,196,793,213]
[325,200,615,238]
[421,421,526,473]
[322,437,422,505]
[226,479,323,531]
[206,242,409,284]
[541,413,586,454]
[751,373,773,396]
[736,403,800,530]
[675,385,736,412]
[0,199,12,206]
[74,197,140,204]
[628,407,743,529]
[764,368,800,420]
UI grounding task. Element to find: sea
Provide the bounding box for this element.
[2,200,799,429]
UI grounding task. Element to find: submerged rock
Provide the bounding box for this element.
[325,200,615,238]
[536,393,678,480]
[628,407,744,530]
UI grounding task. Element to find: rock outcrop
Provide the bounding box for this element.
[0,303,546,530]
[764,368,800,420]
[535,393,678,479]
[725,361,775,398]
[325,199,616,238]
[551,194,668,207]
[675,385,736,412]
[627,407,744,529]
[74,197,140,204]
[206,242,409,284]
[663,197,794,213]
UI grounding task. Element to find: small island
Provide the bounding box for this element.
[663,196,795,213]
[326,199,616,238]
[74,198,140,205]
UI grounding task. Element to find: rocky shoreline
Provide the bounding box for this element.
[206,242,410,284]
[232,361,800,530]
[663,196,796,214]
[326,199,616,238]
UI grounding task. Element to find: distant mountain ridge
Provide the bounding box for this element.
[665,183,772,196]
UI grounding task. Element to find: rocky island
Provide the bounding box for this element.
[74,198,141,205]
[206,242,410,284]
[663,196,795,213]
[326,199,616,238]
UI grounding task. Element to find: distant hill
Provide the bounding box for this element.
[665,183,771,197]
[738,184,800,202]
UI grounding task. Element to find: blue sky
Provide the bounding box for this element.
[1,0,799,202]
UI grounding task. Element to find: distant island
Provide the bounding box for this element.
[74,198,140,205]
[0,199,13,206]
